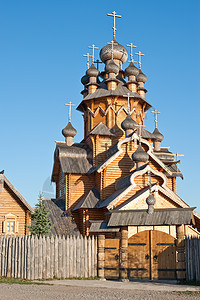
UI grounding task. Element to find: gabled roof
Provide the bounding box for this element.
[77,82,151,112]
[42,199,80,236]
[0,174,33,213]
[72,186,102,211]
[89,122,116,137]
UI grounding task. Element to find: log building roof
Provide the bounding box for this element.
[42,199,80,236]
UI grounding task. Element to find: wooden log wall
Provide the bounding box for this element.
[0,235,97,279]
[0,184,30,235]
[185,236,200,282]
[69,174,95,208]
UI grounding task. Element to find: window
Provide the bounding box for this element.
[7,221,14,233]
[3,213,18,235]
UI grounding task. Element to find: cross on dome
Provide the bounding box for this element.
[94,59,103,70]
[123,92,135,113]
[65,101,76,123]
[127,43,137,63]
[135,51,145,69]
[147,170,152,194]
[138,122,142,145]
[88,44,99,64]
[174,152,184,171]
[151,109,160,129]
[107,10,121,40]
[83,53,92,70]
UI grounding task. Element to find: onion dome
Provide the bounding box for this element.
[146,193,156,214]
[105,59,119,74]
[132,145,149,163]
[121,114,137,131]
[125,62,139,77]
[146,194,156,206]
[62,122,77,138]
[86,63,99,78]
[153,128,164,142]
[81,73,89,85]
[136,69,147,83]
[100,39,128,64]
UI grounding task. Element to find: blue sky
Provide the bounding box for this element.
[0,0,199,211]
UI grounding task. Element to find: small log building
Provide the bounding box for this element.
[51,13,200,281]
[0,173,33,235]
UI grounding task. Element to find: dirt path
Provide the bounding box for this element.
[0,280,199,300]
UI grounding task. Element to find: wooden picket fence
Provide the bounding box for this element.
[185,236,200,282]
[0,235,97,279]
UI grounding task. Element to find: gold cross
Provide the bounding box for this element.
[151,109,160,129]
[135,51,145,69]
[65,101,76,122]
[107,11,121,39]
[88,44,99,64]
[123,92,135,113]
[127,43,137,63]
[83,53,92,69]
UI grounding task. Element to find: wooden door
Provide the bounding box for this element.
[104,238,120,279]
[151,230,176,280]
[128,230,150,279]
[128,230,176,280]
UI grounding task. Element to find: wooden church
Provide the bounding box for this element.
[51,11,200,280]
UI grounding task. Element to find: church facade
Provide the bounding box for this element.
[51,12,200,280]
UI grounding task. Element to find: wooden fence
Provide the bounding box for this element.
[185,236,200,282]
[0,235,97,279]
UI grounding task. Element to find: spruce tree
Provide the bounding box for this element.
[28,194,51,237]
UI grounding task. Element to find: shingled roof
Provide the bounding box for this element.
[77,81,151,112]
[89,122,116,137]
[108,207,195,227]
[42,199,80,236]
[52,142,93,179]
[73,186,102,211]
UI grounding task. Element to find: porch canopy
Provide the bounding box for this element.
[108,207,196,227]
[90,207,195,233]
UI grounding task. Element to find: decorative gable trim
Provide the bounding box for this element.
[0,178,4,192]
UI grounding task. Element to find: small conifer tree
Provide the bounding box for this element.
[28,193,51,237]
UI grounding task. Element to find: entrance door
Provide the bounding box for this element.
[128,230,150,279]
[104,238,120,279]
[128,230,176,280]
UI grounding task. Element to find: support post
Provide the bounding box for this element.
[176,225,186,280]
[120,226,129,281]
[97,234,105,280]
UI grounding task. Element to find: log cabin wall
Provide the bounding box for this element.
[68,174,95,208]
[57,167,65,200]
[88,97,145,134]
[0,184,31,235]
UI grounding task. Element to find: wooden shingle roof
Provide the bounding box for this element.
[42,199,80,236]
[108,207,195,227]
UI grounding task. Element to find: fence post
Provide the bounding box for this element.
[46,236,50,279]
[97,234,105,280]
[176,225,186,280]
